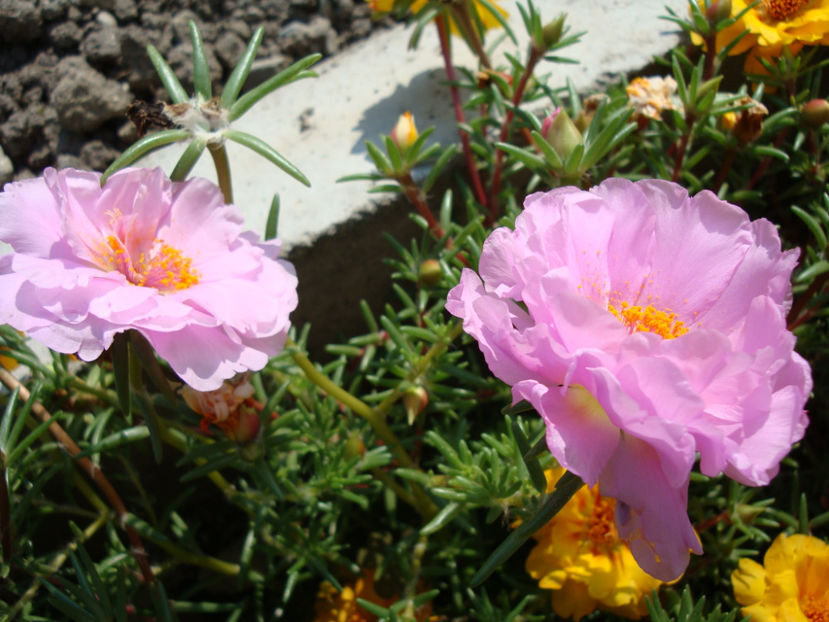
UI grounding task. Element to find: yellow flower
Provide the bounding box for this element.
[0,347,18,370]
[367,0,507,35]
[314,571,433,622]
[732,532,829,622]
[525,468,666,621]
[703,0,829,72]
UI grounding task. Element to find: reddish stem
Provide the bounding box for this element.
[712,147,736,194]
[671,113,696,182]
[397,172,445,238]
[435,16,488,212]
[703,33,716,81]
[747,129,789,190]
[488,46,545,224]
[787,270,829,331]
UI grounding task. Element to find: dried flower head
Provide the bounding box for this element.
[625,76,681,121]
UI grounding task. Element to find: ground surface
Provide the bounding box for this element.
[0,0,389,184]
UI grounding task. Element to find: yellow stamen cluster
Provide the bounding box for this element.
[585,493,616,553]
[104,235,199,292]
[608,301,688,339]
[803,596,829,622]
[763,0,810,20]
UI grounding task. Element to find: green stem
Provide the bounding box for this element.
[210,144,233,203]
[287,339,412,467]
[287,338,439,519]
[374,321,464,418]
[6,512,108,621]
[157,421,237,496]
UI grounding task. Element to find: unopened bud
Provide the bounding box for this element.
[541,14,566,49]
[706,0,732,25]
[345,431,367,459]
[417,259,443,287]
[390,111,418,153]
[802,99,829,128]
[403,386,428,425]
[541,108,582,161]
[227,407,261,444]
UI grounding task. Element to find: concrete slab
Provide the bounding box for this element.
[137,0,688,249]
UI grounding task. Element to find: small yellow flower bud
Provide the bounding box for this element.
[390,111,419,153]
[417,259,443,287]
[403,386,428,425]
[345,431,367,459]
[720,110,737,131]
[801,99,829,128]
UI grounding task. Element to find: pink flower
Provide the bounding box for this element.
[446,178,811,581]
[0,167,298,391]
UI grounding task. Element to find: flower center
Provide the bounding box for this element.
[763,0,810,20]
[104,235,200,292]
[803,595,829,622]
[586,493,617,552]
[607,301,688,339]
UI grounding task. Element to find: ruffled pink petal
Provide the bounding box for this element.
[0,175,64,257]
[599,434,702,582]
[0,167,297,390]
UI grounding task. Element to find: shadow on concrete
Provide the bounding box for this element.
[349,67,455,155]
[287,194,421,357]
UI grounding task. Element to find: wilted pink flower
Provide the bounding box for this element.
[0,167,297,391]
[446,178,811,581]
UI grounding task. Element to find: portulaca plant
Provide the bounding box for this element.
[0,1,827,621]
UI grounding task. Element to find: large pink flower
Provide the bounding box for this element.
[446,179,811,581]
[0,167,297,391]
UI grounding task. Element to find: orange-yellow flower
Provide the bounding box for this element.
[525,468,666,621]
[732,532,829,621]
[314,571,432,622]
[701,0,829,73]
[367,0,507,35]
[0,347,18,370]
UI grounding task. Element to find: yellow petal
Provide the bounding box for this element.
[732,558,767,605]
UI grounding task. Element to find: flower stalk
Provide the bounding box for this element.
[435,15,489,211]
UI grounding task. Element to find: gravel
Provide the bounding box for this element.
[0,0,390,184]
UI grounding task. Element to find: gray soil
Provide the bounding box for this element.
[0,0,391,184]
